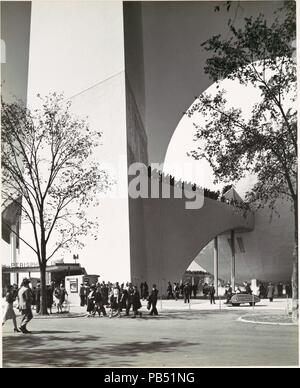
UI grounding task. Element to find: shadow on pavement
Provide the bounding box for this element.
[147,310,238,320]
[3,334,197,367]
[225,304,269,308]
[31,330,81,334]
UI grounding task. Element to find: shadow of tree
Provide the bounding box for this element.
[150,307,271,320]
[3,334,197,368]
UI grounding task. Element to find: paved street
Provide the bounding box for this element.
[2,299,298,367]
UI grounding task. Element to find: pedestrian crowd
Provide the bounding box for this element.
[166,281,199,303]
[80,281,158,318]
[31,281,68,314]
[2,277,293,334]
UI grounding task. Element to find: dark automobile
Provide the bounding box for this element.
[230,293,260,306]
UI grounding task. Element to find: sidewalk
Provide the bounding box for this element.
[2,296,292,318]
[67,297,291,315]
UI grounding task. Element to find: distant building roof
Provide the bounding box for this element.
[223,187,243,203]
[187,261,207,272]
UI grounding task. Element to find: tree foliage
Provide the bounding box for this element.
[2,93,111,313]
[188,1,297,321]
[188,1,296,212]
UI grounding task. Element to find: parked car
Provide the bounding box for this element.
[230,293,260,306]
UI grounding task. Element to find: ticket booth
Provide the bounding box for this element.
[65,274,99,306]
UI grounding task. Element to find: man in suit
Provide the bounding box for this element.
[148,284,159,315]
[126,283,134,316]
[167,281,173,299]
[18,278,33,334]
[84,283,90,306]
[209,284,216,305]
[267,282,275,302]
[224,284,233,304]
[183,282,191,304]
[79,284,85,306]
[94,284,107,316]
[245,283,253,295]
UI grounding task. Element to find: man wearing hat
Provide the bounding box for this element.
[18,278,33,334]
[183,282,191,304]
[148,284,159,316]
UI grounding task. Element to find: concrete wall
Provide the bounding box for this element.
[128,175,254,286]
[124,2,149,286]
[123,1,146,128]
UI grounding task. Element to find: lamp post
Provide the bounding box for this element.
[214,236,219,297]
[230,230,236,292]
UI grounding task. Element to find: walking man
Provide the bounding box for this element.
[167,281,173,299]
[18,278,33,334]
[95,284,107,317]
[267,282,275,302]
[148,284,159,315]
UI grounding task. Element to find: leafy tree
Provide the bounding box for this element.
[1,93,110,314]
[188,2,297,320]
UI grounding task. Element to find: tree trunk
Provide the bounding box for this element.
[39,220,48,315]
[292,200,298,323]
[39,261,48,315]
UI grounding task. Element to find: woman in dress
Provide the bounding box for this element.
[267,282,275,302]
[2,285,20,332]
[56,284,68,313]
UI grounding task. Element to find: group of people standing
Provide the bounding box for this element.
[82,282,159,318]
[166,281,198,302]
[32,281,68,314]
[223,282,281,303]
[258,282,292,300]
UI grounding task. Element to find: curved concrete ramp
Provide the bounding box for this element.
[129,182,254,286]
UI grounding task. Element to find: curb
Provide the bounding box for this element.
[237,314,297,326]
